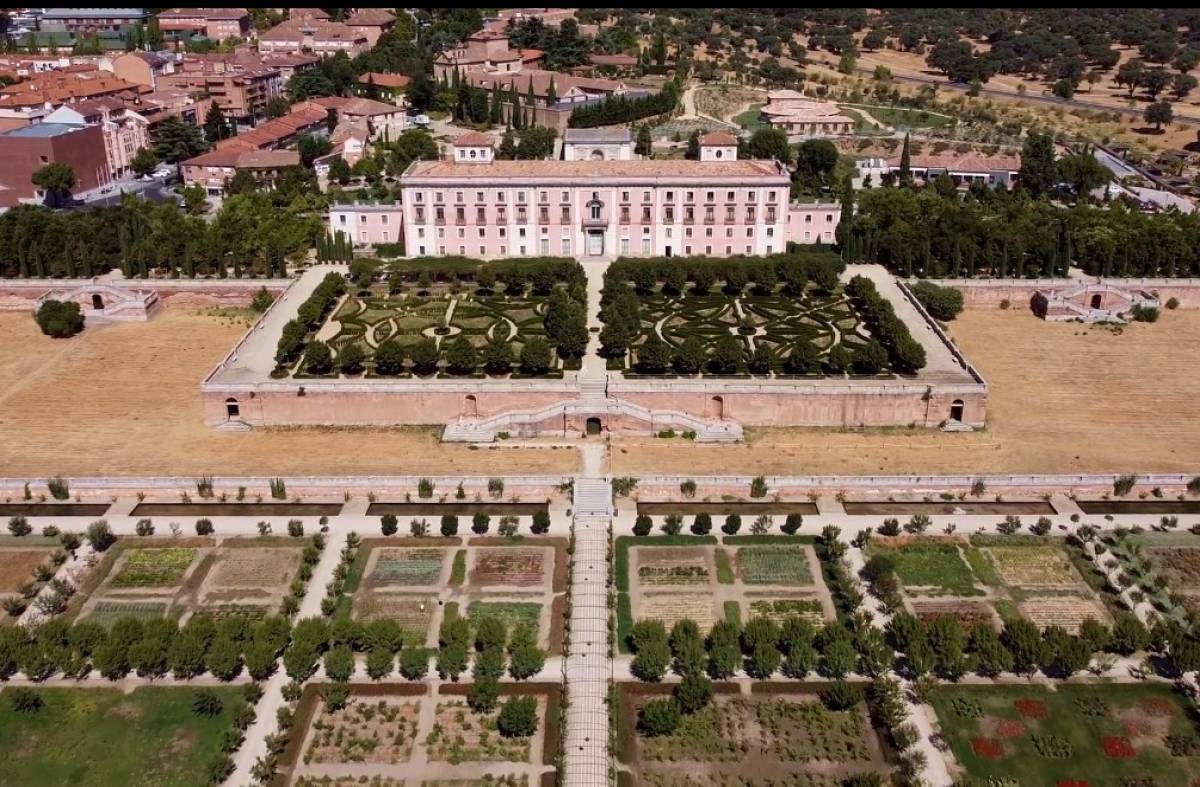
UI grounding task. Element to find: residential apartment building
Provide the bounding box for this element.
[357,72,410,105]
[297,96,406,141]
[157,8,251,41]
[329,203,403,246]
[106,51,172,89]
[181,148,299,196]
[39,8,148,34]
[44,98,150,179]
[0,122,111,207]
[258,18,369,57]
[157,61,281,125]
[399,134,791,260]
[0,68,146,110]
[345,9,396,47]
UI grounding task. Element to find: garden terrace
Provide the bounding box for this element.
[929,683,1200,785]
[616,682,896,787]
[615,535,838,653]
[0,685,249,786]
[1077,500,1200,515]
[279,258,586,380]
[843,500,1055,516]
[130,502,343,517]
[0,537,61,621]
[332,536,567,653]
[281,682,561,787]
[1109,531,1200,623]
[635,502,818,516]
[68,535,312,626]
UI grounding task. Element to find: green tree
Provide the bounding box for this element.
[635,123,652,156]
[152,115,209,163]
[673,672,712,714]
[204,102,231,142]
[747,128,791,164]
[519,336,552,375]
[31,163,76,207]
[34,300,84,337]
[898,132,912,185]
[266,96,291,118]
[1145,100,1174,130]
[497,695,539,737]
[1018,131,1057,199]
[639,697,680,736]
[631,620,671,681]
[130,146,158,177]
[444,335,478,375]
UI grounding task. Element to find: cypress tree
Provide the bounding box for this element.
[837,175,854,262]
[899,132,912,185]
[546,76,557,105]
[489,83,502,125]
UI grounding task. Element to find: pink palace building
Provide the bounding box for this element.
[398,132,793,260]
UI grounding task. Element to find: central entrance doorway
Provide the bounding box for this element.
[586,230,604,256]
[585,417,602,436]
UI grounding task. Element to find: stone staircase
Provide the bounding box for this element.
[215,419,252,433]
[578,374,607,400]
[442,395,742,443]
[563,476,612,786]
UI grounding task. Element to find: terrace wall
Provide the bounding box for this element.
[930,276,1200,309]
[0,278,292,310]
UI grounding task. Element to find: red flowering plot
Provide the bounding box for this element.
[971,738,1004,758]
[1139,697,1175,717]
[995,719,1026,739]
[1056,781,1090,787]
[1015,698,1049,719]
[1101,736,1136,758]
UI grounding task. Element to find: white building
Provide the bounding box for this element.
[561,128,633,161]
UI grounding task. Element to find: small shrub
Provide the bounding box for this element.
[497,695,539,737]
[85,520,114,551]
[381,513,398,535]
[662,513,684,536]
[410,518,430,537]
[268,478,286,500]
[287,519,304,538]
[1131,304,1159,323]
[440,514,459,537]
[639,698,681,737]
[472,512,490,534]
[722,514,742,535]
[7,516,31,537]
[46,476,69,500]
[878,517,901,537]
[192,689,224,717]
[195,518,215,535]
[1166,297,1180,310]
[531,510,550,534]
[781,513,803,535]
[749,476,768,498]
[680,480,697,498]
[633,514,653,537]
[417,478,434,498]
[135,519,154,536]
[498,515,519,537]
[1114,474,1138,496]
[8,687,43,713]
[487,478,504,498]
[691,513,712,535]
[34,299,83,337]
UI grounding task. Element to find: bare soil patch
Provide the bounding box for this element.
[0,547,54,593]
[0,311,575,476]
[612,310,1200,475]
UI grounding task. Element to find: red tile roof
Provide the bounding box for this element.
[406,159,787,180]
[358,71,410,89]
[453,131,494,146]
[346,9,395,26]
[699,131,737,146]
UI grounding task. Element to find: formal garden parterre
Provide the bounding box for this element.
[600,254,928,377]
[274,258,588,379]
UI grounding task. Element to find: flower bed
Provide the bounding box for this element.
[1015,699,1049,719]
[110,548,196,588]
[971,738,1004,759]
[470,548,545,587]
[371,548,446,587]
[1102,736,1136,759]
[735,546,813,585]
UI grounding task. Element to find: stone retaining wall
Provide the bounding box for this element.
[0,278,291,311]
[928,276,1200,309]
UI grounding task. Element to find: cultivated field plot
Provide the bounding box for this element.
[303,697,422,765]
[0,685,246,786]
[621,686,894,786]
[466,601,542,635]
[84,600,170,627]
[205,546,302,589]
[636,548,711,586]
[637,593,721,632]
[983,545,1081,587]
[309,281,569,378]
[746,597,825,626]
[620,286,880,375]
[353,593,439,646]
[0,546,55,594]
[1018,595,1110,634]
[930,683,1200,785]
[426,697,540,764]
[366,548,448,588]
[909,600,998,629]
[735,545,815,586]
[871,541,983,597]
[109,547,198,588]
[470,548,548,589]
[1144,546,1200,588]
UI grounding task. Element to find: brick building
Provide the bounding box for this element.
[0,122,111,207]
[157,60,282,125]
[44,98,150,179]
[157,8,252,41]
[181,147,299,197]
[39,8,148,34]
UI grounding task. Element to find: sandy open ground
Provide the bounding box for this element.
[0,310,577,478]
[611,308,1200,477]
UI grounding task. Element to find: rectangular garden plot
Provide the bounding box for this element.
[109,547,198,588]
[81,599,170,626]
[470,548,547,588]
[634,547,711,587]
[426,696,542,764]
[302,696,422,765]
[353,593,439,646]
[746,597,827,626]
[1018,594,1110,634]
[466,601,542,634]
[735,545,815,586]
[909,601,998,630]
[205,547,302,589]
[367,548,447,588]
[619,683,894,786]
[873,542,982,597]
[983,545,1082,588]
[636,594,720,632]
[929,682,1200,786]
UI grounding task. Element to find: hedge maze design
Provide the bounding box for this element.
[629,289,876,373]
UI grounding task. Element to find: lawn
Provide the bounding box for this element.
[0,685,244,787]
[843,104,952,130]
[735,546,814,585]
[879,544,982,596]
[109,548,196,588]
[733,104,766,133]
[930,683,1200,785]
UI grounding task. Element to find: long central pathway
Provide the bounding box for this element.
[563,442,613,786]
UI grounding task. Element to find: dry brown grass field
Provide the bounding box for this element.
[0,310,576,478]
[610,308,1200,477]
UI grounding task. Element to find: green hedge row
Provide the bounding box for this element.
[276,272,347,366]
[845,275,926,373]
